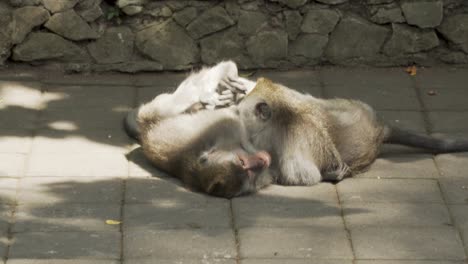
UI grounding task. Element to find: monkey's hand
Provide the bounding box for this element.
[199,89,235,110]
[322,163,350,182]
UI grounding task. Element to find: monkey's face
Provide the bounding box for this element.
[194,147,272,198]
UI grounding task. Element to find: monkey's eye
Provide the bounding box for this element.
[255,102,271,121]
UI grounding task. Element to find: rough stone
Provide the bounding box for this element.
[9,0,42,7]
[315,0,348,4]
[77,3,103,22]
[75,0,102,10]
[367,0,394,4]
[269,0,308,8]
[401,0,443,29]
[384,23,439,55]
[88,27,134,64]
[200,27,252,68]
[136,20,198,70]
[301,9,340,34]
[241,0,262,11]
[122,5,143,16]
[290,34,328,60]
[284,10,302,40]
[12,32,87,62]
[437,14,468,53]
[42,0,79,13]
[237,10,268,35]
[45,10,99,41]
[246,29,288,66]
[326,14,389,62]
[11,6,50,44]
[368,3,405,24]
[173,7,197,27]
[116,0,147,8]
[186,6,235,39]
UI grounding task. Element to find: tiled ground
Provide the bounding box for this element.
[0,66,467,264]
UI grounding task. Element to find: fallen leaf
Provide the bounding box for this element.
[105,219,121,225]
[405,65,417,76]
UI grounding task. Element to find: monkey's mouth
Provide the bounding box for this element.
[256,151,271,169]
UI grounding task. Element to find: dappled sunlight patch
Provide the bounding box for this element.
[0,81,43,110]
[47,121,79,131]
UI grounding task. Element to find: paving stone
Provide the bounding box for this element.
[127,146,166,178]
[234,183,338,204]
[0,204,12,233]
[42,85,134,109]
[8,260,120,264]
[439,178,468,204]
[343,202,451,227]
[9,232,120,259]
[125,178,226,205]
[26,152,128,177]
[242,260,352,264]
[253,70,321,96]
[358,154,439,179]
[351,226,465,260]
[0,129,33,153]
[417,68,468,89]
[0,107,39,130]
[124,228,236,259]
[136,85,178,106]
[124,202,230,229]
[435,153,468,178]
[420,87,468,110]
[337,178,444,203]
[239,227,353,259]
[0,153,26,177]
[0,178,18,204]
[14,204,120,232]
[124,259,235,264]
[428,111,468,133]
[356,260,464,264]
[133,72,186,88]
[41,72,133,86]
[40,107,130,130]
[31,129,130,154]
[377,111,427,133]
[449,205,468,253]
[17,177,122,204]
[233,200,343,228]
[320,67,411,88]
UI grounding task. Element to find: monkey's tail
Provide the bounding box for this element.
[383,126,468,153]
[123,109,140,141]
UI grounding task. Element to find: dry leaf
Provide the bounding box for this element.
[105,219,121,225]
[405,65,417,76]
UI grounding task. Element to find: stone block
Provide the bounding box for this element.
[401,0,443,28]
[437,14,468,53]
[269,0,307,8]
[124,202,230,229]
[237,10,268,35]
[368,3,405,24]
[246,29,288,66]
[316,0,348,4]
[351,226,465,259]
[42,0,78,13]
[186,6,234,39]
[428,111,468,133]
[239,227,353,258]
[9,232,120,259]
[358,154,439,179]
[284,10,302,40]
[173,7,197,27]
[377,111,427,133]
[77,3,103,22]
[0,178,18,204]
[383,23,439,56]
[435,153,468,178]
[301,9,340,34]
[232,199,343,228]
[337,178,444,203]
[11,6,50,44]
[343,202,451,227]
[88,27,134,64]
[14,204,120,232]
[26,152,128,177]
[0,153,26,177]
[439,178,468,204]
[17,177,122,204]
[289,34,328,61]
[124,228,236,259]
[45,10,98,41]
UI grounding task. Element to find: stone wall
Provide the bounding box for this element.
[1,0,468,72]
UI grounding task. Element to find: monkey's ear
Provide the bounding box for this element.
[255,102,271,121]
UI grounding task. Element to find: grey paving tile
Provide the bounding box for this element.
[40,106,131,130]
[343,202,451,228]
[0,153,26,177]
[124,228,236,259]
[234,183,338,204]
[17,177,122,204]
[377,111,427,133]
[0,204,12,234]
[435,153,468,178]
[0,178,18,204]
[351,226,466,260]
[127,146,168,178]
[125,178,225,204]
[337,178,444,203]
[14,204,120,232]
[124,259,235,264]
[31,129,130,154]
[356,261,464,264]
[254,70,321,96]
[449,205,468,254]
[0,236,7,261]
[242,260,352,264]
[0,129,33,154]
[133,72,186,87]
[136,85,178,105]
[7,260,120,264]
[379,144,429,156]
[428,111,468,133]
[358,155,439,179]
[124,202,230,229]
[320,67,412,88]
[42,72,133,86]
[9,232,120,259]
[232,200,343,228]
[25,152,128,177]
[420,86,468,110]
[238,227,353,259]
[416,68,468,89]
[439,178,468,204]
